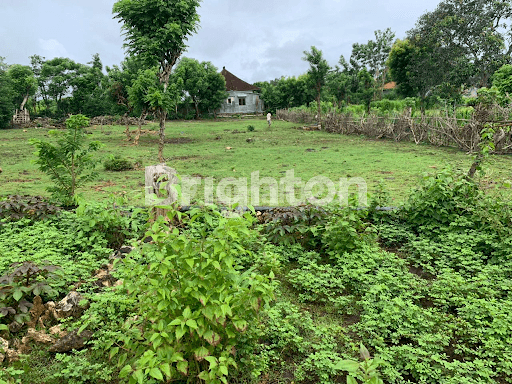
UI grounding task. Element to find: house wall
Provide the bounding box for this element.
[218,91,264,114]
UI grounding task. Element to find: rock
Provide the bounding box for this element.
[23,328,52,344]
[0,167,2,173]
[49,325,68,338]
[0,337,8,363]
[6,348,19,362]
[49,330,93,353]
[27,296,45,328]
[8,321,23,333]
[119,245,134,254]
[54,291,85,319]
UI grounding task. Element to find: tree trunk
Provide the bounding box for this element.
[158,110,167,163]
[133,111,147,146]
[316,91,321,129]
[20,94,29,111]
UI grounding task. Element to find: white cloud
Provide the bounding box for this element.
[38,38,69,58]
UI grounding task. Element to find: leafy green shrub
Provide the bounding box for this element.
[104,155,133,172]
[246,125,255,132]
[0,217,110,295]
[0,195,60,221]
[75,200,148,249]
[401,169,481,230]
[111,207,274,383]
[321,208,376,257]
[259,205,328,248]
[30,114,102,206]
[0,261,58,325]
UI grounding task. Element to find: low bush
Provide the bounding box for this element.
[104,155,133,172]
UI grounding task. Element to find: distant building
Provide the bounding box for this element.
[218,67,264,114]
[382,81,396,95]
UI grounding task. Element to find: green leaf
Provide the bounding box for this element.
[149,367,163,381]
[335,359,360,373]
[133,369,144,384]
[347,376,358,384]
[119,364,132,378]
[177,361,188,375]
[194,346,210,361]
[109,347,119,360]
[160,363,171,378]
[13,288,23,301]
[219,365,228,376]
[176,326,186,340]
[185,319,198,329]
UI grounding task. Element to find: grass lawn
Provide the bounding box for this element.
[2,117,512,206]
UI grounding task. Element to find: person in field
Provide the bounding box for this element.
[267,112,272,127]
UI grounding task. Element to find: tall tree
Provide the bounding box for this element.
[408,0,512,90]
[350,28,395,98]
[174,58,226,119]
[69,54,112,117]
[113,0,201,163]
[0,57,14,129]
[39,57,80,116]
[7,65,37,112]
[302,46,330,126]
[387,38,442,111]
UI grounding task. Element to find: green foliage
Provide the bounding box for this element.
[103,155,133,172]
[0,195,60,221]
[174,58,227,118]
[74,199,148,249]
[0,261,58,325]
[259,205,328,248]
[246,125,255,132]
[112,207,274,383]
[0,57,14,129]
[6,64,36,111]
[401,168,482,230]
[492,64,512,98]
[303,46,330,123]
[30,114,102,205]
[336,344,385,384]
[321,208,375,257]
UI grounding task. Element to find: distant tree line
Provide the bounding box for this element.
[261,0,512,116]
[0,53,227,128]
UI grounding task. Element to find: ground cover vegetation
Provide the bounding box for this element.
[3,118,512,206]
[1,164,512,383]
[2,0,512,382]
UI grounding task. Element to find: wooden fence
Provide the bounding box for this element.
[277,105,512,154]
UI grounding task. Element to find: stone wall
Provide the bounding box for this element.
[12,109,30,125]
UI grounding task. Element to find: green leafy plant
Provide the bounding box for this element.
[104,155,133,172]
[112,206,274,383]
[30,114,102,205]
[246,125,255,132]
[0,261,59,325]
[336,344,385,384]
[259,205,328,248]
[0,195,60,221]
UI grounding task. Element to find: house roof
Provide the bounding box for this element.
[220,67,260,92]
[383,81,396,90]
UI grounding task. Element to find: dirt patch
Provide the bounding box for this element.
[91,181,116,192]
[408,265,436,280]
[164,137,196,144]
[171,155,200,161]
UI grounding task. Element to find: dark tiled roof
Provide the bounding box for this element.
[220,67,260,91]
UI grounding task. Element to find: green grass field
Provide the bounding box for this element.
[2,117,512,206]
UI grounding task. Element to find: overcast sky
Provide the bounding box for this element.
[1,0,441,84]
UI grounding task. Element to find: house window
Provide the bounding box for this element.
[239,97,246,106]
[227,98,232,104]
